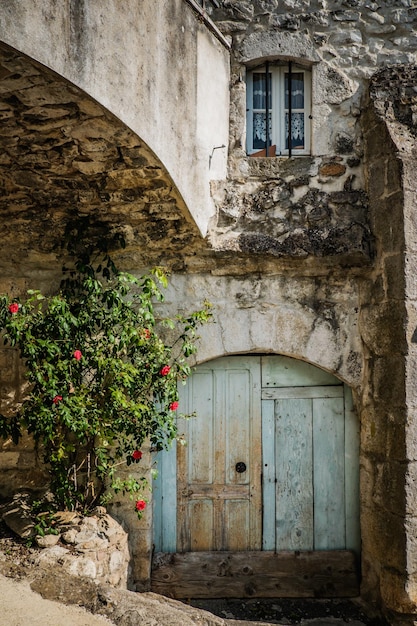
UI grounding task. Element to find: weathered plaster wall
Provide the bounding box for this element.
[0,0,230,235]
[101,265,364,590]
[162,272,362,387]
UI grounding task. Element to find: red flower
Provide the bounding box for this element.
[8,303,19,314]
[160,365,171,376]
[169,401,179,411]
[52,395,63,405]
[135,500,146,512]
[142,328,151,340]
[132,450,142,460]
[73,350,82,361]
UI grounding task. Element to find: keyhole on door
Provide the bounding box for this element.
[235,461,247,473]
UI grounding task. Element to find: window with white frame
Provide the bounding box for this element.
[246,63,311,156]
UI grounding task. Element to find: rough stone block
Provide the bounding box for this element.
[35,534,60,548]
[360,302,406,356]
[361,406,407,460]
[371,191,405,254]
[130,530,152,557]
[61,528,78,544]
[380,567,417,614]
[405,352,417,408]
[17,452,37,468]
[0,452,19,469]
[372,355,406,408]
[373,460,407,514]
[405,463,417,515]
[0,348,19,389]
[319,162,346,177]
[360,503,406,573]
[385,253,406,300]
[33,513,130,588]
[1,493,35,538]
[68,557,97,579]
[131,553,152,590]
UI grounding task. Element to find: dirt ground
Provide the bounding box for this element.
[0,520,386,626]
[187,598,385,625]
[0,574,113,626]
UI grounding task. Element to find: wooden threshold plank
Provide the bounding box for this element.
[151,550,359,599]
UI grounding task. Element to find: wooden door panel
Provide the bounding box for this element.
[275,398,314,551]
[262,355,340,388]
[224,500,251,550]
[313,396,345,549]
[261,358,359,556]
[177,357,262,552]
[189,500,213,551]
[187,371,214,484]
[225,370,251,486]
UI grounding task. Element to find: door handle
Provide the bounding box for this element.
[235,462,247,473]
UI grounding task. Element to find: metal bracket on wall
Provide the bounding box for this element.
[209,144,226,168]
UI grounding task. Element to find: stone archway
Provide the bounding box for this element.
[0,43,204,279]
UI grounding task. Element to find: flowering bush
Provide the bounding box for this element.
[0,253,211,518]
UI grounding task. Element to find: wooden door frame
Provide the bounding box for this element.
[151,355,360,599]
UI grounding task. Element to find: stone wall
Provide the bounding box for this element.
[161,272,363,385]
[207,1,417,265]
[197,5,417,619]
[360,74,408,620]
[0,45,204,276]
[358,64,417,623]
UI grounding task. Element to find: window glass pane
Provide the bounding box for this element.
[285,111,305,150]
[253,111,272,150]
[285,72,304,109]
[253,72,272,110]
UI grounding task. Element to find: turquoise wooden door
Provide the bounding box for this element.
[153,355,360,556]
[177,357,262,551]
[153,357,262,553]
[261,356,360,554]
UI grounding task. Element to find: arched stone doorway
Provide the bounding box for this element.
[152,354,360,598]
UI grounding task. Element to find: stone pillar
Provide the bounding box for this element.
[361,65,417,625]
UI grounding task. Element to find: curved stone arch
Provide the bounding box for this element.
[240,31,320,66]
[0,42,205,274]
[0,0,230,235]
